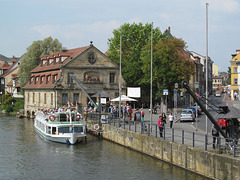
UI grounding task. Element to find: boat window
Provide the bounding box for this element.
[73,127,83,133]
[59,114,67,121]
[58,127,69,133]
[52,127,56,134]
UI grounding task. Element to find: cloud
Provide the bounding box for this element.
[32,20,121,40]
[201,0,239,13]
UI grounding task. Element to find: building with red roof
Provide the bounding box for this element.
[23,42,126,117]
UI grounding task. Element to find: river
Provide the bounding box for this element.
[0,113,209,180]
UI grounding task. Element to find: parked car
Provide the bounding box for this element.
[215,91,222,97]
[187,106,201,116]
[180,109,195,122]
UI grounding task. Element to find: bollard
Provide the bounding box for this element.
[234,139,236,157]
[193,132,195,147]
[135,121,137,132]
[155,125,157,138]
[205,134,208,151]
[163,126,165,140]
[129,120,131,131]
[218,136,221,154]
[182,130,184,144]
[148,124,150,136]
[141,122,143,134]
[124,121,125,129]
[172,128,174,142]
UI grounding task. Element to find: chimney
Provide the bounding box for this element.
[236,49,240,54]
[168,27,171,33]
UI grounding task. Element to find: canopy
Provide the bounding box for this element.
[110,95,137,102]
[91,91,113,98]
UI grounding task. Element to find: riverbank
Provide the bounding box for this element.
[87,120,240,180]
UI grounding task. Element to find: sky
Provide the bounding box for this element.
[1,0,239,72]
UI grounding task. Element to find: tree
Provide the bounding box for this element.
[19,37,62,87]
[141,37,195,101]
[107,23,166,88]
[2,92,15,113]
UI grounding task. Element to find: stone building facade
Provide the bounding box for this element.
[23,43,126,117]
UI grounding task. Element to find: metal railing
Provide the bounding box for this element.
[87,112,240,157]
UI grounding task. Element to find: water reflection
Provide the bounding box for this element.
[0,113,209,180]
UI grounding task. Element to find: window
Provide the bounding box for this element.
[74,93,79,103]
[35,76,39,84]
[44,93,47,104]
[51,93,53,105]
[39,93,40,103]
[49,59,54,64]
[30,77,34,84]
[234,78,238,85]
[52,74,57,83]
[234,67,237,73]
[40,76,45,84]
[110,73,115,83]
[56,57,59,63]
[68,73,74,84]
[28,93,30,102]
[62,93,68,105]
[1,78,4,85]
[46,75,51,84]
[43,60,47,65]
[33,92,35,103]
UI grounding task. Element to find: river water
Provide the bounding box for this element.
[0,113,209,180]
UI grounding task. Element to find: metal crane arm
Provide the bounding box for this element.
[182,81,227,138]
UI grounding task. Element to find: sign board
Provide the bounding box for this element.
[101,98,106,104]
[194,82,199,88]
[175,83,178,89]
[163,89,168,95]
[127,87,141,98]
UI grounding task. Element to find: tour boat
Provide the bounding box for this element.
[34,110,87,145]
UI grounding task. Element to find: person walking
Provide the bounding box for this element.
[168,112,174,128]
[158,115,163,137]
[212,125,219,149]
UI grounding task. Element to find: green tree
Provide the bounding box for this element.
[2,92,15,113]
[141,37,195,101]
[107,23,166,88]
[19,36,62,87]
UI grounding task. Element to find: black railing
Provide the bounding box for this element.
[87,112,240,157]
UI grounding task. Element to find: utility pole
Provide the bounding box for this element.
[119,34,122,125]
[150,22,153,130]
[205,3,209,134]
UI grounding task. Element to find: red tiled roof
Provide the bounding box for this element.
[15,84,20,88]
[11,74,18,78]
[31,46,89,73]
[23,70,60,89]
[7,80,13,86]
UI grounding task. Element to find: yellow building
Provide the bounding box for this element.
[230,49,240,100]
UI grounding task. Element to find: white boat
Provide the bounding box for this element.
[34,110,87,145]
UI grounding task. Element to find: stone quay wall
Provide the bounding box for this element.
[87,122,240,180]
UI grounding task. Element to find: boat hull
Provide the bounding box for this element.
[34,124,86,145]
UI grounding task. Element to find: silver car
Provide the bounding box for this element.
[180,109,195,122]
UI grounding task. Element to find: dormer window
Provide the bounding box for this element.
[43,60,47,65]
[235,59,238,61]
[52,74,58,83]
[40,76,45,84]
[46,75,51,84]
[30,77,34,84]
[35,76,39,84]
[61,57,67,62]
[56,57,59,63]
[49,59,54,64]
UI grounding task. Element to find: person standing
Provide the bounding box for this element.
[212,125,219,149]
[158,115,163,137]
[168,112,174,128]
[162,113,167,127]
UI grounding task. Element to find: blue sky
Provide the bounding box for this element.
[1,0,239,72]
